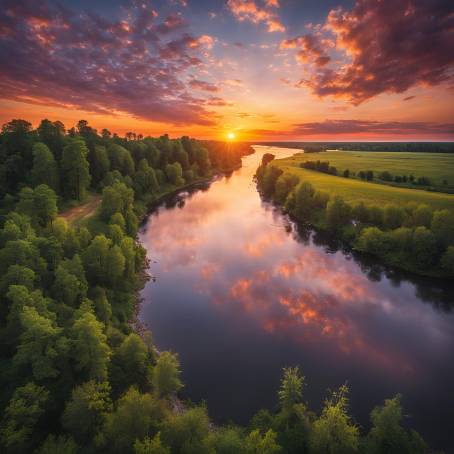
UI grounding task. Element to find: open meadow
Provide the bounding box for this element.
[273,152,454,210]
[287,150,454,189]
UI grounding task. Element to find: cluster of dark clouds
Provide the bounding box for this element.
[0,0,217,125]
[284,0,454,104]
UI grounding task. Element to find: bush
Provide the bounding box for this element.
[356,227,392,256]
[412,204,432,228]
[431,209,454,247]
[260,166,283,198]
[411,227,437,268]
[274,173,299,204]
[383,204,406,230]
[326,197,351,232]
[378,171,393,181]
[352,202,369,223]
[367,206,384,226]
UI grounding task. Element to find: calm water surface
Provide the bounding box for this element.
[139,146,454,451]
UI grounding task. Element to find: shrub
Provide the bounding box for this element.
[411,227,437,268]
[378,171,393,181]
[356,227,392,256]
[326,197,352,232]
[274,173,299,204]
[383,204,406,230]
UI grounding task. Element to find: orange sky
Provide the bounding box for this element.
[0,0,453,141]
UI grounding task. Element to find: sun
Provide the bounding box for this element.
[226,132,236,141]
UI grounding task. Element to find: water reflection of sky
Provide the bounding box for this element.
[139,147,454,451]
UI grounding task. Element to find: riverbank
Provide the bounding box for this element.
[142,164,241,214]
[256,157,454,279]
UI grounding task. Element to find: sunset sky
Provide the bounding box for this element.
[0,0,453,140]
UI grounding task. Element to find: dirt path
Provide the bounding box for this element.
[60,195,102,225]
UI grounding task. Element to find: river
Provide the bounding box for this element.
[139,146,454,451]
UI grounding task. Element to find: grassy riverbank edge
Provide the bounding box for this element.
[256,160,454,280]
[257,185,452,281]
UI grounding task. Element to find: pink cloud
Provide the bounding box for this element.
[288,0,454,104]
[189,79,220,92]
[227,0,285,33]
[281,34,331,66]
[0,0,217,125]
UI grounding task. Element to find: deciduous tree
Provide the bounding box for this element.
[61,139,91,200]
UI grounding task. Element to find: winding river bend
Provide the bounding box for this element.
[139,146,454,451]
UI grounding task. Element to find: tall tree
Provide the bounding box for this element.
[14,306,68,380]
[326,197,352,233]
[1,382,49,453]
[244,429,281,454]
[52,255,88,306]
[103,387,167,454]
[61,139,91,200]
[71,306,111,380]
[165,163,184,186]
[62,380,112,444]
[278,367,304,414]
[152,351,182,397]
[310,385,359,454]
[37,119,66,161]
[1,119,35,191]
[162,406,212,454]
[17,185,58,227]
[111,333,151,393]
[365,395,428,454]
[134,433,170,454]
[36,435,78,454]
[31,143,59,191]
[90,144,110,186]
[82,235,111,284]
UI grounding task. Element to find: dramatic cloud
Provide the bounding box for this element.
[189,79,220,92]
[227,0,285,32]
[287,0,454,104]
[0,0,217,125]
[281,34,331,66]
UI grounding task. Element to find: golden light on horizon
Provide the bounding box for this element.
[226,131,236,141]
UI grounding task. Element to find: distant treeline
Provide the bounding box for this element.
[256,156,454,278]
[0,119,252,210]
[256,142,454,153]
[300,161,443,190]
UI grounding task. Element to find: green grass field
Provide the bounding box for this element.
[273,153,454,210]
[289,150,454,188]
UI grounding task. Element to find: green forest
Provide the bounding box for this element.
[0,120,439,453]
